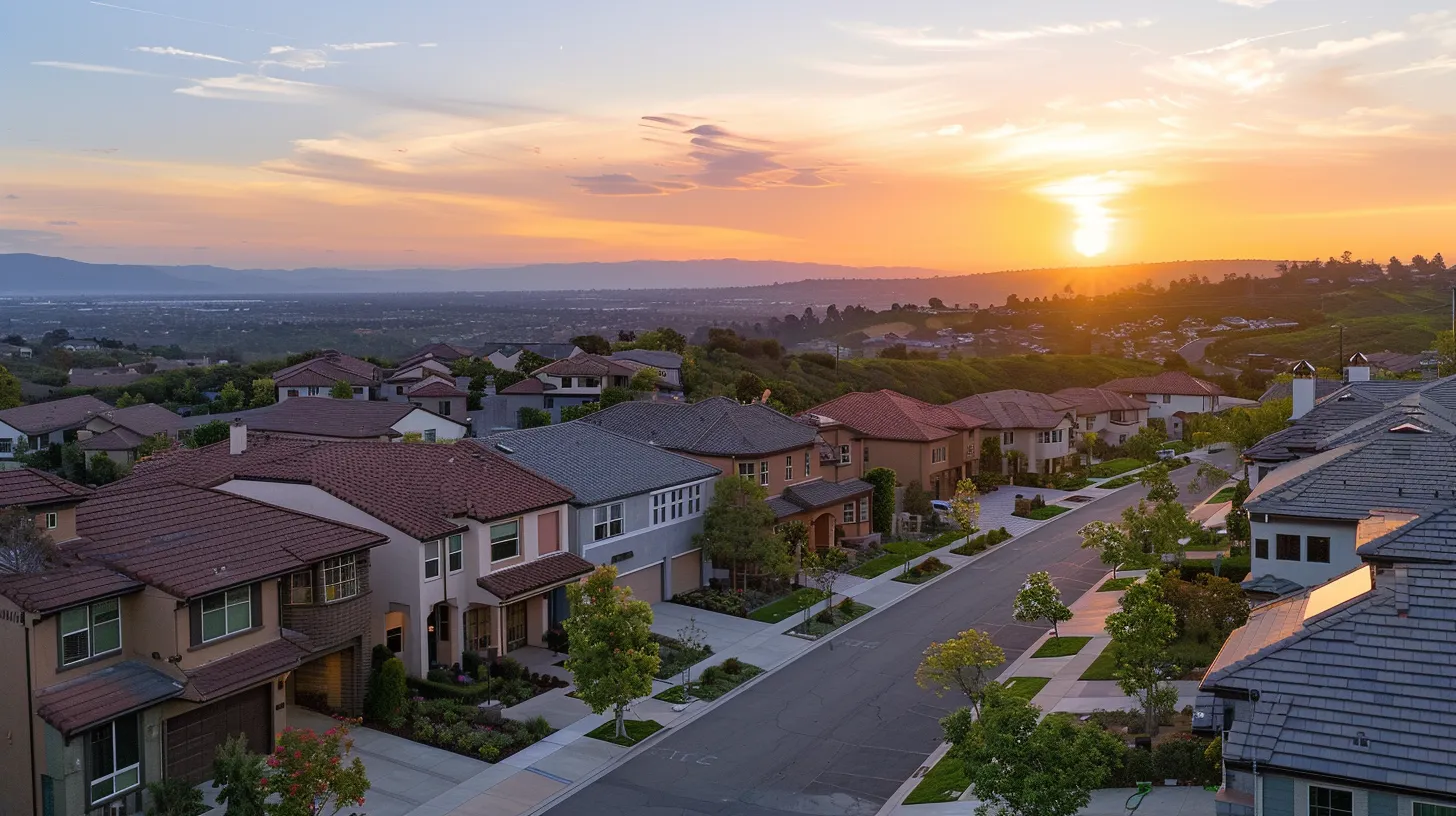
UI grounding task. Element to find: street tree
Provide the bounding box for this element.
[695,477,791,591]
[259,725,370,816]
[0,507,57,573]
[1104,570,1179,736]
[948,478,980,535]
[1123,425,1169,462]
[915,628,1005,714]
[1079,520,1139,577]
[1013,571,1072,637]
[1123,499,1200,558]
[1193,462,1230,493]
[563,565,660,740]
[329,379,354,399]
[942,686,1124,816]
[803,546,848,609]
[1139,466,1179,503]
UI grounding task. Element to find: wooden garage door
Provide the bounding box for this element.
[618,564,662,604]
[671,551,702,597]
[165,686,272,783]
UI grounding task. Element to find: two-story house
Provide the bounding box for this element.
[1098,371,1223,440]
[477,342,581,372]
[531,353,677,401]
[130,427,587,676]
[948,390,1077,476]
[394,342,476,372]
[272,350,381,401]
[1050,387,1149,447]
[801,389,985,500]
[0,478,386,816]
[581,398,874,551]
[0,395,112,458]
[608,350,684,389]
[383,356,455,401]
[480,422,720,603]
[0,467,92,541]
[77,403,186,468]
[185,397,468,443]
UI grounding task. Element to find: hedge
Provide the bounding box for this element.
[950,527,1012,556]
[1178,553,1251,584]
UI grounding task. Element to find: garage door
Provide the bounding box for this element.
[165,686,272,783]
[671,550,702,597]
[618,564,662,604]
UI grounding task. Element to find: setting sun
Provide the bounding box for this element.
[1039,174,1129,258]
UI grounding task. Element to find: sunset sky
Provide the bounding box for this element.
[2,0,1454,273]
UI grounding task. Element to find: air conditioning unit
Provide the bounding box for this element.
[108,800,129,816]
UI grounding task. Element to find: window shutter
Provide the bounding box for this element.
[250,583,263,628]
[188,600,203,648]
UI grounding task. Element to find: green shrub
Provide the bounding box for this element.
[210,734,266,816]
[462,650,482,678]
[1178,553,1251,584]
[491,656,525,681]
[145,778,205,816]
[699,666,724,685]
[721,657,746,675]
[1152,734,1218,785]
[862,467,897,534]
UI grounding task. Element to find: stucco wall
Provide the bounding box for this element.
[1144,393,1214,419]
[692,445,819,498]
[0,597,36,816]
[1250,515,1359,588]
[391,407,467,440]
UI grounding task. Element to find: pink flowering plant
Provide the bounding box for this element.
[258,725,370,816]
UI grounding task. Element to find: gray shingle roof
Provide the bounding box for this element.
[610,349,683,370]
[1245,431,1456,519]
[0,395,112,435]
[478,422,720,505]
[581,397,817,456]
[1356,506,1456,565]
[478,342,579,360]
[1241,378,1456,462]
[1204,564,1456,796]
[780,478,873,511]
[1257,379,1344,404]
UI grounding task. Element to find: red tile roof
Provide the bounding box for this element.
[192,398,464,440]
[182,632,311,702]
[949,390,1078,430]
[1051,387,1151,415]
[476,552,594,602]
[76,481,387,598]
[0,551,143,614]
[35,660,185,737]
[406,380,467,398]
[804,390,984,442]
[498,377,551,395]
[532,353,639,379]
[273,351,380,388]
[0,467,92,509]
[130,434,574,541]
[93,403,185,437]
[1099,371,1223,397]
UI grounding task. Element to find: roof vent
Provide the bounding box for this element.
[494,443,515,454]
[1337,394,1354,401]
[1353,731,1370,748]
[1389,422,1429,434]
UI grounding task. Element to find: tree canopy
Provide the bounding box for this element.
[694,477,790,590]
[915,628,1005,714]
[1013,571,1073,637]
[1105,569,1179,735]
[563,565,660,739]
[0,507,58,574]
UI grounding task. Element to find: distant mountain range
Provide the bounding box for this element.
[0,253,1280,306]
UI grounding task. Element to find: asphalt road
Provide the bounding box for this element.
[545,473,1212,816]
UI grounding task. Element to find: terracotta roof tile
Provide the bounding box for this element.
[0,467,92,508]
[476,552,594,602]
[94,403,185,437]
[180,398,464,439]
[949,390,1077,430]
[182,633,311,702]
[35,660,184,737]
[804,390,984,442]
[498,378,549,395]
[1099,371,1223,397]
[406,380,467,398]
[0,395,112,435]
[0,550,143,614]
[273,351,380,388]
[533,353,639,378]
[1051,387,1150,415]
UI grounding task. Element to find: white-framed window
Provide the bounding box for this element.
[738,462,755,481]
[284,571,314,605]
[423,429,437,442]
[424,540,441,579]
[88,714,140,805]
[651,483,704,526]
[785,455,794,481]
[804,449,811,477]
[842,502,856,523]
[447,533,463,572]
[560,377,573,388]
[583,377,599,388]
[1002,431,1014,445]
[199,587,252,642]
[1413,803,1456,816]
[490,520,520,561]
[46,512,58,529]
[438,400,452,416]
[932,446,947,463]
[838,445,851,465]
[323,555,359,601]
[1161,394,1171,403]
[759,460,769,486]
[0,439,10,453]
[864,444,870,463]
[1307,785,1353,816]
[593,503,625,541]
[60,598,121,666]
[858,496,869,522]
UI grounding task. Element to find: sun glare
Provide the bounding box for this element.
[1039,174,1128,258]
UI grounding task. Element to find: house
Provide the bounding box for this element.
[67,365,148,389]
[0,394,112,457]
[404,378,469,420]
[0,478,387,816]
[77,403,186,467]
[800,389,985,499]
[180,397,468,443]
[580,398,875,550]
[272,350,381,401]
[948,390,1077,475]
[0,467,92,540]
[1256,378,1343,406]
[383,357,455,402]
[479,422,720,603]
[532,353,677,401]
[1051,387,1149,446]
[129,429,586,675]
[0,342,34,359]
[609,349,684,387]
[1098,371,1223,438]
[1366,349,1439,376]
[395,342,475,371]
[59,339,100,352]
[478,342,581,372]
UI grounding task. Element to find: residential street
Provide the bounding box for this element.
[545,465,1219,816]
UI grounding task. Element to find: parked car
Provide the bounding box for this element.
[1156,448,1177,461]
[930,500,955,525]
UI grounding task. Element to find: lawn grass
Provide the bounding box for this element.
[1016,504,1070,521]
[584,719,663,747]
[653,659,764,703]
[747,587,829,623]
[1030,636,1092,658]
[1206,486,1237,504]
[903,754,971,805]
[1089,458,1145,478]
[849,540,936,578]
[1098,576,1140,592]
[1100,475,1139,489]
[787,601,874,638]
[1079,642,1120,681]
[1002,676,1052,700]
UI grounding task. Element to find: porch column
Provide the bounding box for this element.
[660,556,672,602]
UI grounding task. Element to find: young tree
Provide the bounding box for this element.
[803,546,848,609]
[1077,431,1098,467]
[1139,466,1179,503]
[518,407,551,428]
[942,686,1124,816]
[135,432,175,461]
[862,467,897,534]
[570,334,612,355]
[1105,570,1179,736]
[115,391,144,409]
[694,477,791,590]
[211,734,267,816]
[514,350,553,375]
[1013,571,1073,637]
[1123,499,1199,558]
[1193,462,1230,494]
[187,420,230,448]
[86,453,123,485]
[915,628,1005,714]
[0,507,58,573]
[979,436,1003,474]
[1078,520,1140,578]
[559,402,602,422]
[215,381,245,411]
[734,371,766,403]
[1124,424,1169,462]
[259,725,370,816]
[0,364,21,410]
[250,378,277,407]
[328,379,354,400]
[948,478,980,535]
[563,565,660,740]
[627,366,662,394]
[61,440,86,483]
[1004,449,1027,476]
[902,480,933,523]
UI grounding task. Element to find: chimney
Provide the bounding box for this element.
[1345,352,1370,383]
[229,418,247,455]
[1291,360,1316,420]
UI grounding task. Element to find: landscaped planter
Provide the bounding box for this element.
[892,556,950,584]
[785,598,873,638]
[374,697,556,763]
[654,658,763,702]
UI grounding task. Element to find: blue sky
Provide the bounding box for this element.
[2,0,1453,271]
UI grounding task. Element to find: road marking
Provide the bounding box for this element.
[645,748,717,765]
[835,638,880,649]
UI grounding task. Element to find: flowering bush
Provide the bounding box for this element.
[258,725,370,816]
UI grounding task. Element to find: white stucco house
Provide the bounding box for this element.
[1099,371,1223,439]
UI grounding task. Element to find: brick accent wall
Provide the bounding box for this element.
[282,554,374,716]
[281,555,373,653]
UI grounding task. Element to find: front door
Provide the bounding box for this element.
[505,602,527,652]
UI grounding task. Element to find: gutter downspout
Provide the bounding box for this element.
[25,621,38,816]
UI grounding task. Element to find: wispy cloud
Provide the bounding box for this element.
[417,43,439,48]
[1352,55,1456,82]
[327,42,400,51]
[1221,0,1279,7]
[47,220,79,226]
[90,1,294,39]
[1183,24,1332,56]
[838,19,1140,51]
[32,60,152,76]
[1280,31,1405,60]
[262,45,332,71]
[808,59,978,80]
[134,45,240,64]
[569,174,694,196]
[175,74,323,101]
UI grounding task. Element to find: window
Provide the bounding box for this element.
[804,449,811,477]
[287,389,300,398]
[490,520,520,561]
[785,455,794,481]
[1414,804,1456,816]
[199,587,253,642]
[583,377,599,388]
[285,571,314,605]
[353,387,363,395]
[1308,786,1353,816]
[858,496,869,522]
[738,462,755,481]
[464,607,492,652]
[610,550,633,564]
[1118,434,1128,445]
[759,460,769,486]
[46,512,58,529]
[323,555,359,601]
[446,534,463,572]
[60,598,121,666]
[386,626,403,653]
[838,445,851,465]
[424,540,441,579]
[1306,536,1331,563]
[1110,410,1125,422]
[1254,538,1269,560]
[1276,534,1301,561]
[1002,431,1014,445]
[423,429,436,442]
[593,503,625,541]
[0,439,10,453]
[88,714,140,804]
[396,385,405,395]
[560,377,573,388]
[651,483,703,525]
[1161,394,1171,403]
[842,502,856,523]
[438,400,452,416]
[863,444,870,463]
[932,446,947,463]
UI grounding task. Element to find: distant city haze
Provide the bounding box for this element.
[2,1,1452,271]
